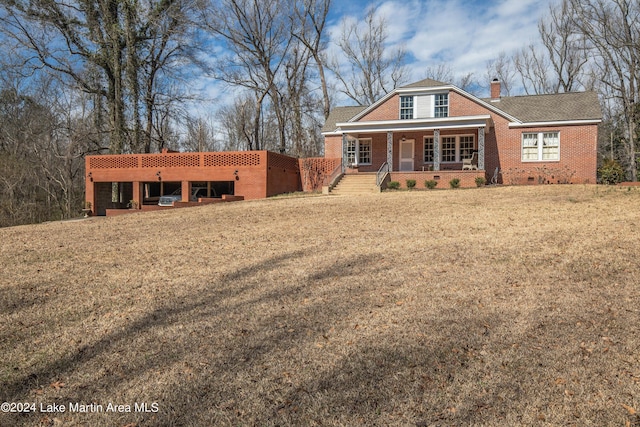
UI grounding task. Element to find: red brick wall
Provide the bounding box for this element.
[450,91,598,184]
[266,152,302,196]
[349,133,388,172]
[361,94,399,121]
[298,158,342,191]
[449,91,493,116]
[324,135,342,158]
[492,123,597,184]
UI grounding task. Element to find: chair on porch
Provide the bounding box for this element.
[462,152,478,170]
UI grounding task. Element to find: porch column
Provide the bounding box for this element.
[85,158,95,214]
[342,133,348,173]
[85,179,95,215]
[181,181,191,203]
[132,181,142,210]
[433,129,441,171]
[478,127,485,170]
[386,131,393,169]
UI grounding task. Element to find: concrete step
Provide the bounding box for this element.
[331,174,380,194]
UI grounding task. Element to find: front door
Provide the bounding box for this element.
[399,139,414,171]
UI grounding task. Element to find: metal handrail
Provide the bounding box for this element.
[324,163,344,188]
[376,162,390,187]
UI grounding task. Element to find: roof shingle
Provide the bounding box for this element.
[321,106,367,133]
[399,78,448,89]
[488,91,602,122]
[322,78,602,133]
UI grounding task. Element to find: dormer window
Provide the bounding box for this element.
[435,93,448,117]
[400,96,414,119]
[400,93,448,119]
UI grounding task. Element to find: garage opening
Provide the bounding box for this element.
[142,181,236,205]
[191,181,235,199]
[143,182,181,205]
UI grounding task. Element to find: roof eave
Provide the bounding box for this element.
[334,115,493,134]
[395,85,457,95]
[508,119,602,128]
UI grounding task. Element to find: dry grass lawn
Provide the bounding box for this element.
[1,185,639,426]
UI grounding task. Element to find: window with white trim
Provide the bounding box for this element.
[434,93,449,118]
[400,96,414,119]
[459,136,475,159]
[424,137,434,163]
[359,139,372,164]
[441,136,457,162]
[346,138,372,165]
[439,135,476,163]
[522,131,559,161]
[346,139,357,165]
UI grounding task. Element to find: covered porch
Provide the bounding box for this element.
[336,115,492,178]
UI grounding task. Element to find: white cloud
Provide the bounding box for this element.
[328,0,561,98]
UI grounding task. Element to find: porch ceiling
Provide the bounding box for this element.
[335,115,492,134]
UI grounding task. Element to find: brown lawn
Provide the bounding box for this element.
[1,185,639,426]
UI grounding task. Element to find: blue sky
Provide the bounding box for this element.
[326,0,561,97]
[195,0,561,111]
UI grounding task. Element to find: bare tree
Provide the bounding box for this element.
[424,64,454,84]
[278,43,312,156]
[329,6,409,105]
[540,0,589,93]
[0,75,93,226]
[292,0,332,120]
[203,0,292,151]
[217,95,259,151]
[569,0,640,180]
[182,116,219,152]
[515,0,589,95]
[423,63,477,94]
[514,46,553,95]
[486,52,517,96]
[0,0,198,154]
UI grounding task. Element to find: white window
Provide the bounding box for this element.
[424,137,434,163]
[440,135,475,163]
[400,96,414,119]
[359,139,372,164]
[459,136,475,159]
[542,132,559,160]
[434,93,448,118]
[346,138,372,165]
[522,132,559,161]
[441,136,457,162]
[346,139,357,165]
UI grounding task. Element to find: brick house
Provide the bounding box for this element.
[322,78,602,188]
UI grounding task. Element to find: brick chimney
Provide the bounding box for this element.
[490,78,501,100]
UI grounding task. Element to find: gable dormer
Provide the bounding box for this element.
[399,92,449,119]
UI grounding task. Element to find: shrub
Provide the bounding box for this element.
[425,179,438,189]
[475,176,486,187]
[449,178,461,189]
[406,179,416,189]
[387,181,400,190]
[598,159,625,184]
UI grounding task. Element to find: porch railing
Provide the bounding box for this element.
[376,161,390,187]
[323,163,344,189]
